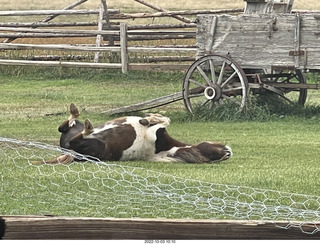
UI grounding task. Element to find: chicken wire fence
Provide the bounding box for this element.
[0,136,320,235]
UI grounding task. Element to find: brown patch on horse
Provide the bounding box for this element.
[155,127,187,153]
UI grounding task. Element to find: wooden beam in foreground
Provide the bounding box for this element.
[1,216,320,240]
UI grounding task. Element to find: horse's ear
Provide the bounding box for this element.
[70,103,80,117]
[58,120,70,133]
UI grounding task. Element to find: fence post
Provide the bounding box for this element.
[94,0,105,63]
[120,22,128,74]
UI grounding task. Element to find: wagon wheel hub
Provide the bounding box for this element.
[204,85,222,101]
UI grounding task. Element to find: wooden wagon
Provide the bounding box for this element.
[108,0,320,115]
[183,0,320,113]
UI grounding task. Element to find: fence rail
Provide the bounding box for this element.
[0,22,196,73]
[0,0,241,73]
[0,9,118,16]
[2,216,320,240]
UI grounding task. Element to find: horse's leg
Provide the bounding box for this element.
[82,119,94,136]
[144,113,171,126]
[67,118,94,143]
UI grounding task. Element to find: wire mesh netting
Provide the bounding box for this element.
[0,136,319,234]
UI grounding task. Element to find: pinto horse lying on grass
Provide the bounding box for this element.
[46,103,232,164]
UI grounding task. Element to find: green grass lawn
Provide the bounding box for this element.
[1,67,320,219]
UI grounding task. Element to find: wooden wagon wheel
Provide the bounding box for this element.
[183,54,249,114]
[261,68,307,105]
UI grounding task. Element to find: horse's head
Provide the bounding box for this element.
[168,142,232,164]
[58,103,84,149]
[195,142,232,162]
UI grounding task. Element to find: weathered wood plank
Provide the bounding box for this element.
[120,23,129,73]
[244,0,293,14]
[0,43,196,53]
[128,46,197,53]
[129,63,190,71]
[2,0,89,44]
[0,22,98,28]
[133,0,192,23]
[0,43,121,52]
[110,9,244,19]
[0,9,118,16]
[0,27,120,35]
[0,59,122,69]
[196,14,320,70]
[104,92,183,115]
[93,0,105,63]
[1,216,320,240]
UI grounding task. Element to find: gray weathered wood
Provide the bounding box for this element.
[244,0,293,14]
[0,43,120,52]
[2,0,89,43]
[128,46,196,53]
[0,43,196,54]
[196,14,320,70]
[0,9,118,16]
[0,59,122,69]
[104,91,183,115]
[94,0,105,63]
[2,216,320,239]
[110,9,243,19]
[133,0,191,23]
[293,14,301,67]
[120,23,128,74]
[0,22,98,28]
[129,63,190,71]
[0,27,119,36]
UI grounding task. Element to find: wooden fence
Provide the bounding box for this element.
[0,0,243,73]
[1,216,320,239]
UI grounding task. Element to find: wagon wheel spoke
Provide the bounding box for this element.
[265,68,307,105]
[196,65,213,86]
[222,86,243,93]
[183,54,249,114]
[220,71,237,88]
[188,93,205,99]
[209,59,216,84]
[217,61,226,85]
[189,78,207,89]
[200,99,211,107]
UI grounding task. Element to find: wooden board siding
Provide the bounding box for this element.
[1,216,320,240]
[196,14,320,70]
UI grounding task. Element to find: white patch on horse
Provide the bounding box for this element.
[120,116,149,160]
[150,146,191,162]
[91,124,117,135]
[121,116,170,161]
